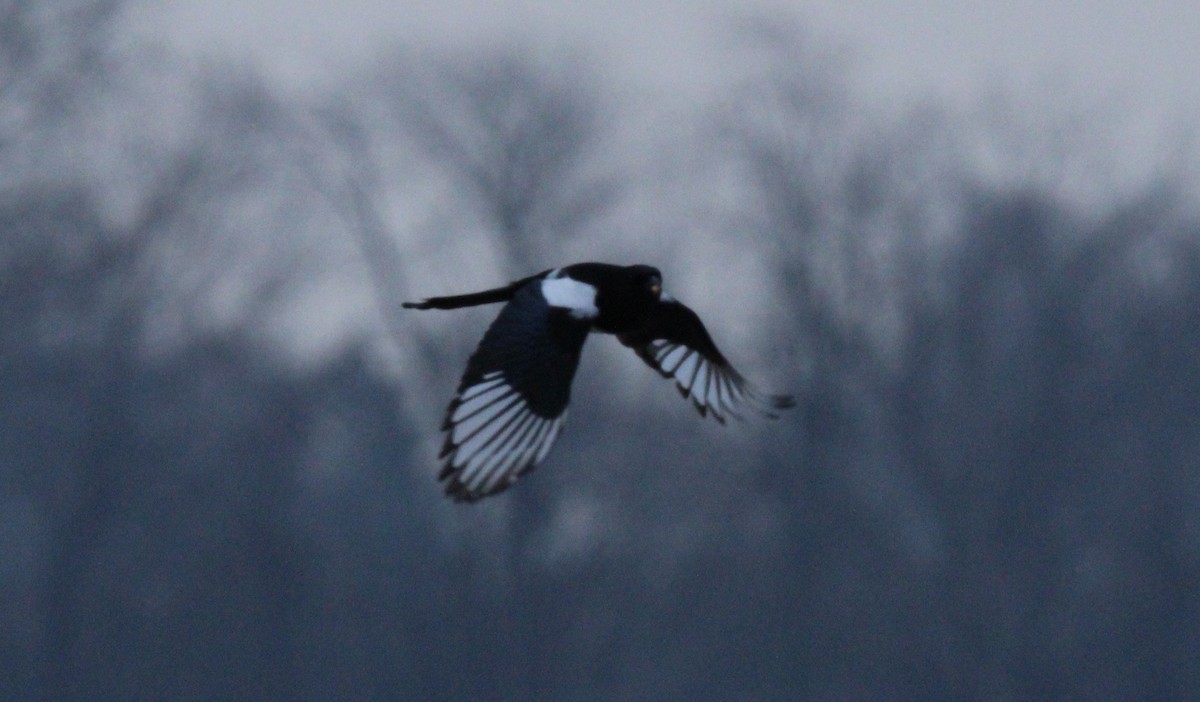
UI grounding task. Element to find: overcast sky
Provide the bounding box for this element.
[139,0,1199,123]
[122,0,1200,359]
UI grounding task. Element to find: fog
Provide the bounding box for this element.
[2,1,1198,699]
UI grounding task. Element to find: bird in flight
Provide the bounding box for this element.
[403,262,794,502]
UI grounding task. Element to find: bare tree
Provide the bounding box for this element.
[329,43,621,425]
[0,0,124,166]
[715,21,873,513]
[0,9,339,693]
[388,46,618,271]
[322,44,624,698]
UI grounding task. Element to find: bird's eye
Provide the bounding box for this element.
[650,282,662,297]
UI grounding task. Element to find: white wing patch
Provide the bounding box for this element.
[645,340,787,423]
[541,272,599,319]
[441,371,567,498]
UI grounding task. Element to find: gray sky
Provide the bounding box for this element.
[120,1,1200,364]
[139,0,1199,124]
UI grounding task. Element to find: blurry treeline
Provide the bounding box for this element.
[2,2,1198,700]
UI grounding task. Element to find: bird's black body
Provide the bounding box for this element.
[570,263,663,333]
[403,262,793,502]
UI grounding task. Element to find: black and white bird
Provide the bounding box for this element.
[403,262,794,502]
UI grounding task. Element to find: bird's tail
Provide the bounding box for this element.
[402,270,550,310]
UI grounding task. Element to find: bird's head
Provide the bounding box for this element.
[629,264,664,301]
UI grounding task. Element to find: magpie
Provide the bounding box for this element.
[403,262,794,502]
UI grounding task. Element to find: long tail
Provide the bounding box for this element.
[402,270,550,310]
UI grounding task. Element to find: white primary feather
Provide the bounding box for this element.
[444,371,568,496]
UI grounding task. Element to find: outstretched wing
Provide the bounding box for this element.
[438,280,593,502]
[619,299,794,423]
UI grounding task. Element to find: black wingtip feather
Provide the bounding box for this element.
[771,394,796,410]
[441,468,523,503]
[440,398,461,432]
[444,480,484,503]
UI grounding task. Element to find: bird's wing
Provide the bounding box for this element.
[438,281,592,502]
[619,299,794,424]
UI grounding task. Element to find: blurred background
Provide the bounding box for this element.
[3,0,1199,699]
